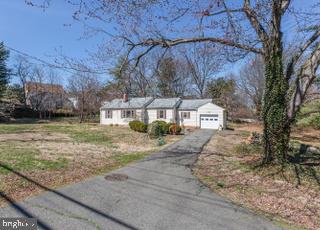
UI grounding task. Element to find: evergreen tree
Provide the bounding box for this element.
[0,42,10,98]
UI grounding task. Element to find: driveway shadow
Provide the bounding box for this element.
[0,163,139,230]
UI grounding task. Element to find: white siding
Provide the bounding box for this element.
[197,103,225,129]
[147,109,175,123]
[100,102,226,129]
[178,110,198,127]
[100,109,142,125]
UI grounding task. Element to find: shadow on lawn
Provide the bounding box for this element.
[250,143,320,187]
[287,144,320,186]
[0,163,139,230]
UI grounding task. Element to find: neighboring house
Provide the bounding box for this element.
[68,97,78,109]
[100,94,226,129]
[24,82,74,111]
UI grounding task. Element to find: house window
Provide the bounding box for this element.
[105,110,112,119]
[121,110,136,118]
[157,110,166,119]
[181,112,190,119]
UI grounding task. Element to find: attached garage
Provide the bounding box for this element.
[200,114,219,129]
[178,99,226,130]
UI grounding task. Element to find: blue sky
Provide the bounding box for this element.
[0,1,105,84]
[0,1,103,59]
[0,0,318,85]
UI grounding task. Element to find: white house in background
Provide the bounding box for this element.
[100,94,226,129]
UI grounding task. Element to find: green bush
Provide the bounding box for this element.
[129,120,147,133]
[168,124,182,135]
[311,115,320,129]
[148,122,162,139]
[152,120,168,134]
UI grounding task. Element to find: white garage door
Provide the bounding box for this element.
[200,114,219,129]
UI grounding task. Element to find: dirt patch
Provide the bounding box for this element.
[232,122,263,133]
[0,132,71,142]
[194,130,320,230]
[231,122,320,148]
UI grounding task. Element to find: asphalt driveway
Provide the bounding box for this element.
[0,129,280,230]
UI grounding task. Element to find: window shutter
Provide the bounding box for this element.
[164,110,166,119]
[157,110,159,119]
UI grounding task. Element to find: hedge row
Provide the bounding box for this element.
[129,120,182,138]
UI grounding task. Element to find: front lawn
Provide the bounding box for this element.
[0,122,181,206]
[194,125,320,230]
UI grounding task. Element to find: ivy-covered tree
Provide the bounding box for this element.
[0,42,10,98]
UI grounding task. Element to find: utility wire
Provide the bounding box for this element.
[5,45,107,75]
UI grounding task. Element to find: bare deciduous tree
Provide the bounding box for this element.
[183,44,225,98]
[238,56,265,118]
[68,70,101,122]
[13,55,33,105]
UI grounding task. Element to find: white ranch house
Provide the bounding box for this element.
[100,95,226,129]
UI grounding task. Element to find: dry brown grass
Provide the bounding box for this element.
[194,130,320,230]
[0,123,182,207]
[230,122,320,148]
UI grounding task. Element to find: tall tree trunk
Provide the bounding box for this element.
[262,43,290,164]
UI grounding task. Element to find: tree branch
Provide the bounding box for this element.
[286,29,320,80]
[288,42,320,120]
[281,0,291,14]
[300,110,320,117]
[135,37,263,54]
[243,0,269,47]
[207,8,244,17]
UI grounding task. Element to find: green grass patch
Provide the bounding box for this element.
[297,99,320,129]
[41,124,114,146]
[234,142,262,156]
[110,152,149,165]
[0,124,37,134]
[0,123,114,147]
[94,152,150,175]
[0,142,68,174]
[71,132,113,146]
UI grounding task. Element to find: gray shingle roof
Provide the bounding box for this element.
[101,97,153,109]
[178,99,213,110]
[146,98,181,109]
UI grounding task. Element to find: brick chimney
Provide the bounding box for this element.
[123,93,128,102]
